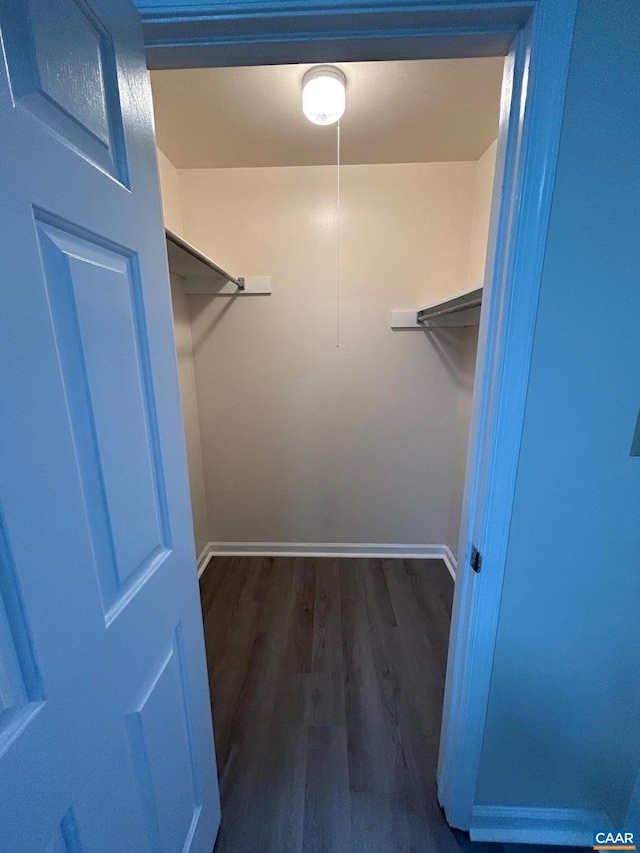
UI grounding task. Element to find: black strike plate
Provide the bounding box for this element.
[471,545,482,574]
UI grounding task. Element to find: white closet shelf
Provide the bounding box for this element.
[165,228,271,296]
[391,285,482,329]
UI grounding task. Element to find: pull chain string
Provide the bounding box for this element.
[336,119,341,348]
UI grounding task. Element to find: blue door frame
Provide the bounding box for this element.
[133,0,583,843]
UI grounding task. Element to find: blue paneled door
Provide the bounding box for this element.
[0,1,221,851]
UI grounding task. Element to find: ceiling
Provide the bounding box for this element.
[151,58,503,170]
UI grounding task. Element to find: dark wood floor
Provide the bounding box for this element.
[200,557,579,853]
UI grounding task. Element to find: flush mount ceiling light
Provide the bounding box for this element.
[302,66,346,126]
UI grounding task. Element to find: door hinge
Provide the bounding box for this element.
[470,545,482,574]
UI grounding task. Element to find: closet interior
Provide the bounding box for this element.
[150,57,502,848]
[152,58,501,569]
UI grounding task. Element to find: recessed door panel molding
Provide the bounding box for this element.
[0,507,44,755]
[34,209,171,622]
[126,624,202,853]
[0,0,129,184]
[45,809,82,853]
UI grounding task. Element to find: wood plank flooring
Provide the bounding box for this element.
[200,557,578,853]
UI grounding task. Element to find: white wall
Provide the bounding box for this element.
[177,161,490,546]
[467,140,498,288]
[447,139,497,555]
[170,274,210,558]
[157,147,210,558]
[157,147,184,236]
[446,325,479,555]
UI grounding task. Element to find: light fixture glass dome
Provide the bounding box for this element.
[302,66,346,126]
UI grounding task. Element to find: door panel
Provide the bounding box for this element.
[0,0,220,850]
[2,0,129,182]
[0,513,44,737]
[126,627,201,853]
[35,213,170,614]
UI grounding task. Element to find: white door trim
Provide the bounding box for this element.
[438,2,577,830]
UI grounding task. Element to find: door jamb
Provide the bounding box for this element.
[439,5,574,829]
[138,0,578,836]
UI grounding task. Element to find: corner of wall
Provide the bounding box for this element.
[466,139,498,289]
[157,146,211,558]
[445,139,497,558]
[157,146,185,238]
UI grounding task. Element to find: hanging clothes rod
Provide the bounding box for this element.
[415,285,483,325]
[165,228,245,290]
[417,296,482,324]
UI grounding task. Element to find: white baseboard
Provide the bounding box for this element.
[197,542,457,580]
[470,804,611,847]
[196,545,212,578]
[441,546,458,581]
